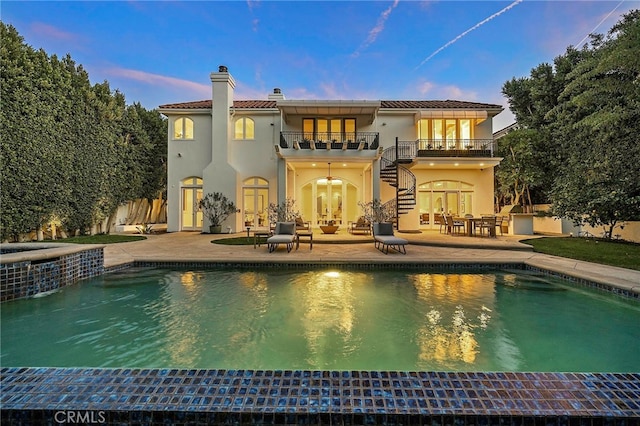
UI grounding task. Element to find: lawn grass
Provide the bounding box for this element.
[212,236,267,245]
[53,234,147,244]
[521,237,640,271]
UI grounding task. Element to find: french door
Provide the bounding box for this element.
[181,187,203,231]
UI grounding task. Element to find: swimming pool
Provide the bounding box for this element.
[2,267,639,372]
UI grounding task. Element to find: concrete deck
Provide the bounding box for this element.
[104,230,640,296]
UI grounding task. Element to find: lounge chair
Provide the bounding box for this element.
[295,216,311,231]
[348,216,371,235]
[372,222,408,254]
[266,222,296,252]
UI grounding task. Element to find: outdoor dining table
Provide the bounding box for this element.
[454,217,495,237]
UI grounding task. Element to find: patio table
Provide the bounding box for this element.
[296,231,313,250]
[253,229,272,248]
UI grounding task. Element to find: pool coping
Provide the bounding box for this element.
[2,368,639,424]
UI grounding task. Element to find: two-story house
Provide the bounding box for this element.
[158,66,503,233]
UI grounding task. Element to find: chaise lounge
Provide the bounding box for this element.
[266,222,297,253]
[372,222,408,254]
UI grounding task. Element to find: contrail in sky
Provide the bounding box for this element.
[352,0,400,58]
[415,0,523,70]
[575,0,624,48]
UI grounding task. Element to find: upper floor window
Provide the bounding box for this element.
[302,118,356,141]
[174,117,194,140]
[235,117,255,140]
[417,119,474,141]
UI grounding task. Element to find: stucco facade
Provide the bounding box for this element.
[159,66,504,233]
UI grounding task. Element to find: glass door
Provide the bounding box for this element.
[181,187,203,231]
[433,191,459,216]
[446,192,460,216]
[315,180,344,224]
[243,187,268,228]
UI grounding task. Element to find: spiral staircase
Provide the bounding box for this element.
[379,138,416,225]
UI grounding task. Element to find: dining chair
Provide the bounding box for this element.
[441,214,449,234]
[479,216,496,237]
[434,214,445,233]
[494,216,504,235]
[449,215,465,235]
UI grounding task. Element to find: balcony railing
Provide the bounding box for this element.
[415,139,496,157]
[280,132,379,150]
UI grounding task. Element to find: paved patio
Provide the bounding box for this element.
[104,229,640,295]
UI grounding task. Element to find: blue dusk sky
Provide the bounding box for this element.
[3,0,637,131]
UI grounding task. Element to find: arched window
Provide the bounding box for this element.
[418,180,475,224]
[174,117,194,139]
[235,117,255,140]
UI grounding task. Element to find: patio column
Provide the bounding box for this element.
[372,159,381,200]
[277,158,287,204]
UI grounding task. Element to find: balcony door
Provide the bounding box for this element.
[302,118,356,142]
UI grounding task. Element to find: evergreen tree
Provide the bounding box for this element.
[0,22,167,240]
[499,10,639,237]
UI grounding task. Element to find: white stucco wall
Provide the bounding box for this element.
[163,69,503,234]
[166,112,213,232]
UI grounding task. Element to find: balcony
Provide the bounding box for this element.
[280,132,379,150]
[415,139,496,158]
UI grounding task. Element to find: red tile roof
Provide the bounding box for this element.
[234,100,278,108]
[158,99,502,110]
[380,100,503,109]
[158,100,212,109]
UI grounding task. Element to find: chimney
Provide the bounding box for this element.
[209,65,236,161]
[268,87,285,100]
[210,64,235,109]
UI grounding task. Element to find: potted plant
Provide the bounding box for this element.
[267,198,299,225]
[358,199,395,225]
[198,192,239,234]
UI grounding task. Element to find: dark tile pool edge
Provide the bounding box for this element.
[109,260,639,300]
[2,369,639,425]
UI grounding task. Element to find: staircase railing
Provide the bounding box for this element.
[380,137,417,224]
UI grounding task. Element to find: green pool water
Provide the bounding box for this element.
[2,268,639,372]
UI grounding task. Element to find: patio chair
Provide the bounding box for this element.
[372,222,408,254]
[295,216,311,231]
[266,222,297,252]
[441,214,449,234]
[348,216,371,235]
[447,215,465,235]
[434,213,445,233]
[494,216,504,235]
[478,216,497,237]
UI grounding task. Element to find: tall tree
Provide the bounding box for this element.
[1,22,167,240]
[495,129,544,207]
[500,47,590,204]
[549,10,640,237]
